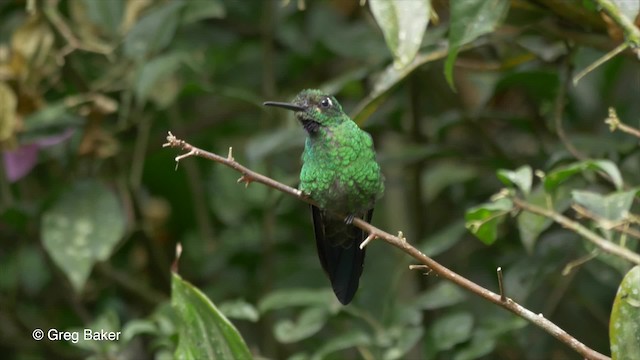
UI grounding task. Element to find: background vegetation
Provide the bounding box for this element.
[1,0,639,359]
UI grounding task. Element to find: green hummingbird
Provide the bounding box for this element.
[264,89,385,304]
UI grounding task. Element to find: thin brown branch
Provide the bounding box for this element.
[605,107,640,139]
[555,52,586,160]
[513,197,640,265]
[163,132,610,360]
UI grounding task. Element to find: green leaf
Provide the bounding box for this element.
[42,180,125,292]
[258,288,334,313]
[572,190,636,222]
[353,43,449,123]
[422,162,478,202]
[610,266,640,360]
[453,335,495,360]
[413,281,467,310]
[431,312,474,351]
[611,0,640,23]
[369,0,430,68]
[70,310,120,352]
[22,101,83,134]
[497,165,532,196]
[182,0,225,24]
[219,299,259,322]
[419,220,467,257]
[516,184,572,252]
[544,159,623,192]
[81,0,124,36]
[135,53,186,103]
[245,127,305,164]
[274,307,329,343]
[172,273,252,360]
[445,0,509,89]
[465,198,512,245]
[310,331,371,360]
[383,326,424,360]
[0,82,17,141]
[124,1,185,60]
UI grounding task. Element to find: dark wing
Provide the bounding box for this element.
[311,205,373,305]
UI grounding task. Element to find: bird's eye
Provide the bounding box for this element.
[320,97,332,108]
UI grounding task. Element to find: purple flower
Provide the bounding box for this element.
[3,128,75,182]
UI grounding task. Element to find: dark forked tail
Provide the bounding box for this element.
[311,205,373,305]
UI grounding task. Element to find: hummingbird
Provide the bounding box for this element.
[264,89,385,304]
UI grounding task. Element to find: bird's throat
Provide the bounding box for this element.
[302,120,320,134]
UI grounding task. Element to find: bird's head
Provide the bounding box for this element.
[264,89,346,134]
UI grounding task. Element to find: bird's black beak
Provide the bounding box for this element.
[263,101,305,112]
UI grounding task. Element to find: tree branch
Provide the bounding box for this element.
[594,0,640,49]
[513,197,640,265]
[163,132,610,360]
[605,107,640,139]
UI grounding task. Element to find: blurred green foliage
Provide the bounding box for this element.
[0,0,639,359]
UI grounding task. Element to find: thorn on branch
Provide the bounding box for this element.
[409,264,433,275]
[397,231,407,244]
[176,150,199,162]
[497,267,506,302]
[360,233,378,249]
[228,147,234,161]
[237,174,252,187]
[171,242,183,274]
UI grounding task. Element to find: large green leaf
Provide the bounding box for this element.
[42,180,125,292]
[274,307,329,343]
[124,1,185,60]
[383,326,424,360]
[413,281,467,310]
[516,184,572,252]
[430,312,474,351]
[369,0,430,68]
[258,288,334,313]
[310,331,372,360]
[172,273,253,360]
[445,0,509,89]
[544,159,623,192]
[610,266,640,360]
[419,220,467,257]
[135,52,186,104]
[181,0,225,24]
[572,190,636,222]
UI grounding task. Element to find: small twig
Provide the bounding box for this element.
[513,197,640,265]
[555,52,586,160]
[409,264,433,275]
[360,233,378,249]
[163,132,610,360]
[562,252,599,276]
[171,242,182,274]
[605,107,640,139]
[572,43,628,85]
[572,204,640,240]
[497,267,506,302]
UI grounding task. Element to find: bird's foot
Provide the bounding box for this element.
[344,214,355,225]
